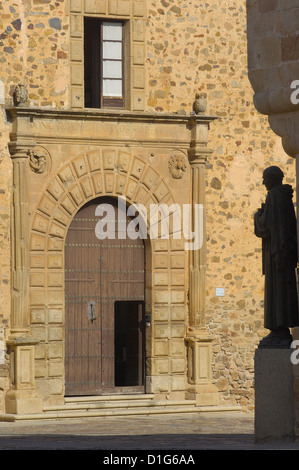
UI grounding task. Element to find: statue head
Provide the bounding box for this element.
[262,166,284,190]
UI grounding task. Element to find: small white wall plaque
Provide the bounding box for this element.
[215,287,225,297]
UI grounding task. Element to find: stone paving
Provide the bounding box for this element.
[0,411,298,451]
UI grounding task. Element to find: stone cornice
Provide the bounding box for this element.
[6,106,219,126]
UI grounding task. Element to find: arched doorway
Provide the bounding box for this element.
[64,196,145,396]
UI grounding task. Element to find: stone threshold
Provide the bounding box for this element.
[0,394,242,421]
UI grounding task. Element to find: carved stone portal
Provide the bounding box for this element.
[5,107,219,416]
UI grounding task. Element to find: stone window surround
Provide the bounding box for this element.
[70,0,146,111]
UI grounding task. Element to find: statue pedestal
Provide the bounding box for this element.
[254,348,295,443]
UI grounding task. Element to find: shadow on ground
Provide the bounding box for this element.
[0,433,298,450]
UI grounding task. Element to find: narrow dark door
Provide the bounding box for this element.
[115,301,145,388]
[65,197,145,396]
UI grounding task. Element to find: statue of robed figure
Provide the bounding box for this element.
[254,166,299,348]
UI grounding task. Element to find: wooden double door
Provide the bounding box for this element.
[65,197,145,396]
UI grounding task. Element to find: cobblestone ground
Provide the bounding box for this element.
[0,412,298,451]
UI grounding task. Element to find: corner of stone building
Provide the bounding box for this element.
[0,317,10,415]
[0,365,9,415]
[0,78,13,416]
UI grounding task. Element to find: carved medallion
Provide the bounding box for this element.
[168,154,187,179]
[28,146,50,174]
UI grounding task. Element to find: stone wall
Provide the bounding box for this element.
[145,0,296,410]
[0,0,296,412]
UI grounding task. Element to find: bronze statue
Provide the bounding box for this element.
[254,166,299,348]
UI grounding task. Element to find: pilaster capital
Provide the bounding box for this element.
[8,140,35,160]
[185,328,214,344]
[188,147,214,166]
[7,334,39,348]
[188,114,218,165]
[9,141,50,174]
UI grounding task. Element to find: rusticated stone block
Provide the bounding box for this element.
[170,358,186,374]
[36,378,63,396]
[153,358,169,374]
[47,343,63,360]
[154,339,169,356]
[154,324,170,339]
[171,375,185,391]
[150,375,170,393]
[48,361,64,377]
[153,306,169,322]
[35,360,47,378]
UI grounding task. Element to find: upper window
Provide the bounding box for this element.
[84,18,125,109]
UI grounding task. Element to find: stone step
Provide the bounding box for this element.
[65,393,155,405]
[1,405,241,421]
[43,395,197,414]
[0,394,242,421]
[44,401,193,412]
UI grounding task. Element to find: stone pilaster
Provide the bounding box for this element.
[5,141,42,415]
[186,116,219,405]
[9,143,30,336]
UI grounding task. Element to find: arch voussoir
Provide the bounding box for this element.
[28,147,188,401]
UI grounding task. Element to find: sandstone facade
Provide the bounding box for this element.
[0,0,296,416]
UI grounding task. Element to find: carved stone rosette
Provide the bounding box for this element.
[168,154,187,179]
